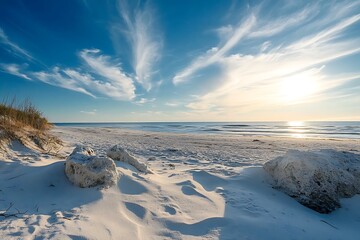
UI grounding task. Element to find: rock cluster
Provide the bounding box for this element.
[65,145,149,188]
[65,146,118,188]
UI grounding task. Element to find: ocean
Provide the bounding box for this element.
[54,121,360,139]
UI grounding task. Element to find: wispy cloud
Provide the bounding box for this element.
[0,64,31,80]
[134,97,156,105]
[0,25,137,101]
[289,13,360,50]
[79,49,136,100]
[3,49,137,101]
[33,48,137,100]
[33,64,136,101]
[173,1,360,86]
[183,1,360,114]
[248,6,315,38]
[80,109,97,115]
[0,28,34,61]
[33,67,96,98]
[165,102,180,107]
[173,14,256,85]
[114,0,162,91]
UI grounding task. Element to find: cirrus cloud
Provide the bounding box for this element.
[112,0,162,91]
[3,49,137,101]
[177,0,360,115]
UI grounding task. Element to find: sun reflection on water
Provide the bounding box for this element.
[290,133,306,138]
[287,121,304,127]
[287,121,306,138]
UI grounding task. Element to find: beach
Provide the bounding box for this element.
[1,0,360,238]
[0,126,359,239]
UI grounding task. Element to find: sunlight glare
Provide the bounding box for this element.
[281,71,317,103]
[288,121,306,138]
[287,121,304,127]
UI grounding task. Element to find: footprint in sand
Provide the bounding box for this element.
[119,175,148,195]
[164,217,229,236]
[176,180,210,200]
[181,185,209,199]
[164,205,176,215]
[47,210,80,224]
[191,170,227,191]
[27,225,36,234]
[124,202,147,219]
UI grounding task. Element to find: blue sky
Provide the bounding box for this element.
[0,0,359,122]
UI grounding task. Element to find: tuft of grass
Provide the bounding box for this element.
[0,97,63,156]
[0,97,51,132]
[0,98,62,155]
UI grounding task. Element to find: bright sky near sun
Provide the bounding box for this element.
[0,0,359,122]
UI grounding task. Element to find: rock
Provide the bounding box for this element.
[264,149,360,213]
[107,145,148,173]
[65,146,118,188]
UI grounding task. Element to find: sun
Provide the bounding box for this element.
[280,71,318,103]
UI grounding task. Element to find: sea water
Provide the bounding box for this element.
[54,121,360,139]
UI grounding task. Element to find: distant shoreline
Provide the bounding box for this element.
[53,121,360,140]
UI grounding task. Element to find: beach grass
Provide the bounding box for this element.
[0,97,62,154]
[0,97,51,135]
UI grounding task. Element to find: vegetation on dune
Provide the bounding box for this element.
[0,97,51,132]
[0,97,62,155]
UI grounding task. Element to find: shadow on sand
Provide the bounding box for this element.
[0,159,102,238]
[161,150,360,239]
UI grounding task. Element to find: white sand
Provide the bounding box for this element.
[0,126,359,239]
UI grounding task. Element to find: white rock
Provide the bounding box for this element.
[107,145,148,173]
[65,146,118,188]
[264,149,360,213]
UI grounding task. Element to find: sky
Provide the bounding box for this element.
[0,0,359,122]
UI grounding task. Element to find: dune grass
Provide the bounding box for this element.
[0,98,51,133]
[0,98,63,155]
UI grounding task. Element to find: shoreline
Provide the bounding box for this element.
[54,125,360,140]
[52,122,360,141]
[52,127,359,167]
